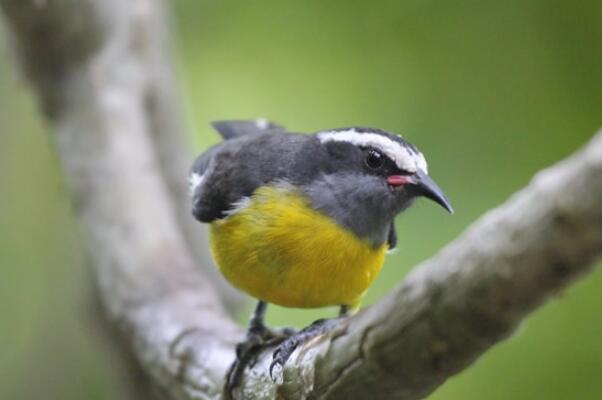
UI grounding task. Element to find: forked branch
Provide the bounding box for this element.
[1,1,601,399]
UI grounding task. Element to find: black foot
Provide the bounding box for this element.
[225,326,296,399]
[269,318,341,379]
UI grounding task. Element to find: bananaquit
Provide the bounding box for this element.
[189,120,452,391]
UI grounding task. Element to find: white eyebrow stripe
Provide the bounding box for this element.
[317,129,428,173]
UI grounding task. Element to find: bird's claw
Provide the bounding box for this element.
[269,335,300,379]
[268,318,339,381]
[225,337,263,399]
[227,317,341,395]
[225,325,296,399]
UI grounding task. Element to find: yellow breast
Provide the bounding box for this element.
[209,185,387,309]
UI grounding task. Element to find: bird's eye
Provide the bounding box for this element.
[365,149,384,169]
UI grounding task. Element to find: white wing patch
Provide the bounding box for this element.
[223,196,252,216]
[188,172,205,196]
[255,118,269,130]
[317,129,428,173]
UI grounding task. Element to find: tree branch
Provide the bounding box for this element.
[0,0,240,397]
[1,1,601,400]
[134,0,247,314]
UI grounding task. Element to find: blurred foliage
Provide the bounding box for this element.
[0,0,601,398]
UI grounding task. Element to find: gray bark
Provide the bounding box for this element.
[1,1,601,400]
[134,0,247,314]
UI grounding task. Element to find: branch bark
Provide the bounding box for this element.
[0,0,240,397]
[1,1,601,400]
[134,0,247,314]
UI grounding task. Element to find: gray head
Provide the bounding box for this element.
[302,127,452,247]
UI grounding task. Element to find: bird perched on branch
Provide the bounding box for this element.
[189,119,452,396]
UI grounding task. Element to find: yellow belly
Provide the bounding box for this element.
[209,185,387,309]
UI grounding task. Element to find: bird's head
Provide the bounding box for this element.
[313,127,452,224]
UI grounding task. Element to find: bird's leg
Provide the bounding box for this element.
[339,304,350,317]
[225,301,295,398]
[247,300,269,338]
[247,301,296,341]
[225,301,268,397]
[269,305,350,379]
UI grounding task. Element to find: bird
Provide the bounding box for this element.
[189,119,453,395]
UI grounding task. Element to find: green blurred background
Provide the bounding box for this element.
[1,0,601,398]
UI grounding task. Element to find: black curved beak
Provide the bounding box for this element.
[412,170,454,214]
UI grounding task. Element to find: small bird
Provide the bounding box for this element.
[189,120,452,393]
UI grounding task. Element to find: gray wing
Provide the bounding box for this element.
[212,119,284,140]
[189,145,221,222]
[189,119,285,222]
[387,221,397,250]
[190,128,321,223]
